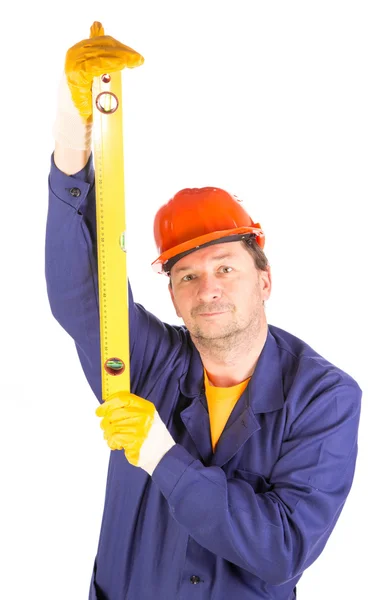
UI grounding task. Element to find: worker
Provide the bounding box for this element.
[45,22,362,600]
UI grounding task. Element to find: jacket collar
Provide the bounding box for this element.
[179,325,285,415]
[178,326,285,467]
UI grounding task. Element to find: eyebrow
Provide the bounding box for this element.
[174,253,235,274]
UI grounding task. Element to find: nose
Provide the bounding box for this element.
[196,274,222,303]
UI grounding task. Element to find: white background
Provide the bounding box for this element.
[1,1,386,598]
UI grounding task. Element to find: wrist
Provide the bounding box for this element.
[53,73,93,151]
[138,412,176,476]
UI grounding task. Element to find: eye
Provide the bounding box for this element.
[182,274,195,282]
[219,266,233,273]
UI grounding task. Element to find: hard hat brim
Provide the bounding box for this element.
[151,225,265,274]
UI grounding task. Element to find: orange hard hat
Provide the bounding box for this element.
[151,187,265,274]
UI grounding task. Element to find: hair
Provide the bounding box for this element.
[241,237,269,272]
[242,238,269,307]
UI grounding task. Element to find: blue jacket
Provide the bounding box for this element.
[45,154,361,600]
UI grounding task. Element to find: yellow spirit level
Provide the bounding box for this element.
[92,71,130,400]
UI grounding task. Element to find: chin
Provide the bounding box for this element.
[194,325,241,340]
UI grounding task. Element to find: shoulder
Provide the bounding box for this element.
[268,323,361,394]
[267,325,361,439]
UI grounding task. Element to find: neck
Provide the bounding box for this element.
[193,320,268,387]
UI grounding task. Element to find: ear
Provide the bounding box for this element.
[260,266,272,301]
[168,282,182,318]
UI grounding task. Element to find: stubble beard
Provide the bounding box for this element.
[189,308,262,363]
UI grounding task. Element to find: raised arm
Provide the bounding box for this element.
[46,24,185,404]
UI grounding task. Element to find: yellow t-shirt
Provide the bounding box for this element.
[204,370,251,452]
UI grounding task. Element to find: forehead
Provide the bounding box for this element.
[172,241,249,273]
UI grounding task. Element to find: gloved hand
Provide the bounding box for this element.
[65,21,144,121]
[53,21,144,150]
[96,392,176,476]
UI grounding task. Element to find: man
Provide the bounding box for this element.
[46,22,362,600]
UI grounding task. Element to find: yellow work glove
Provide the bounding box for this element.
[65,21,144,121]
[96,392,176,476]
[53,21,144,149]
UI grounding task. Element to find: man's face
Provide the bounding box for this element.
[168,241,271,345]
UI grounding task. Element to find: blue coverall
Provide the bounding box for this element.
[45,154,362,600]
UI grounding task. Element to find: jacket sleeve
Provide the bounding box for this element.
[152,382,361,586]
[45,152,186,404]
